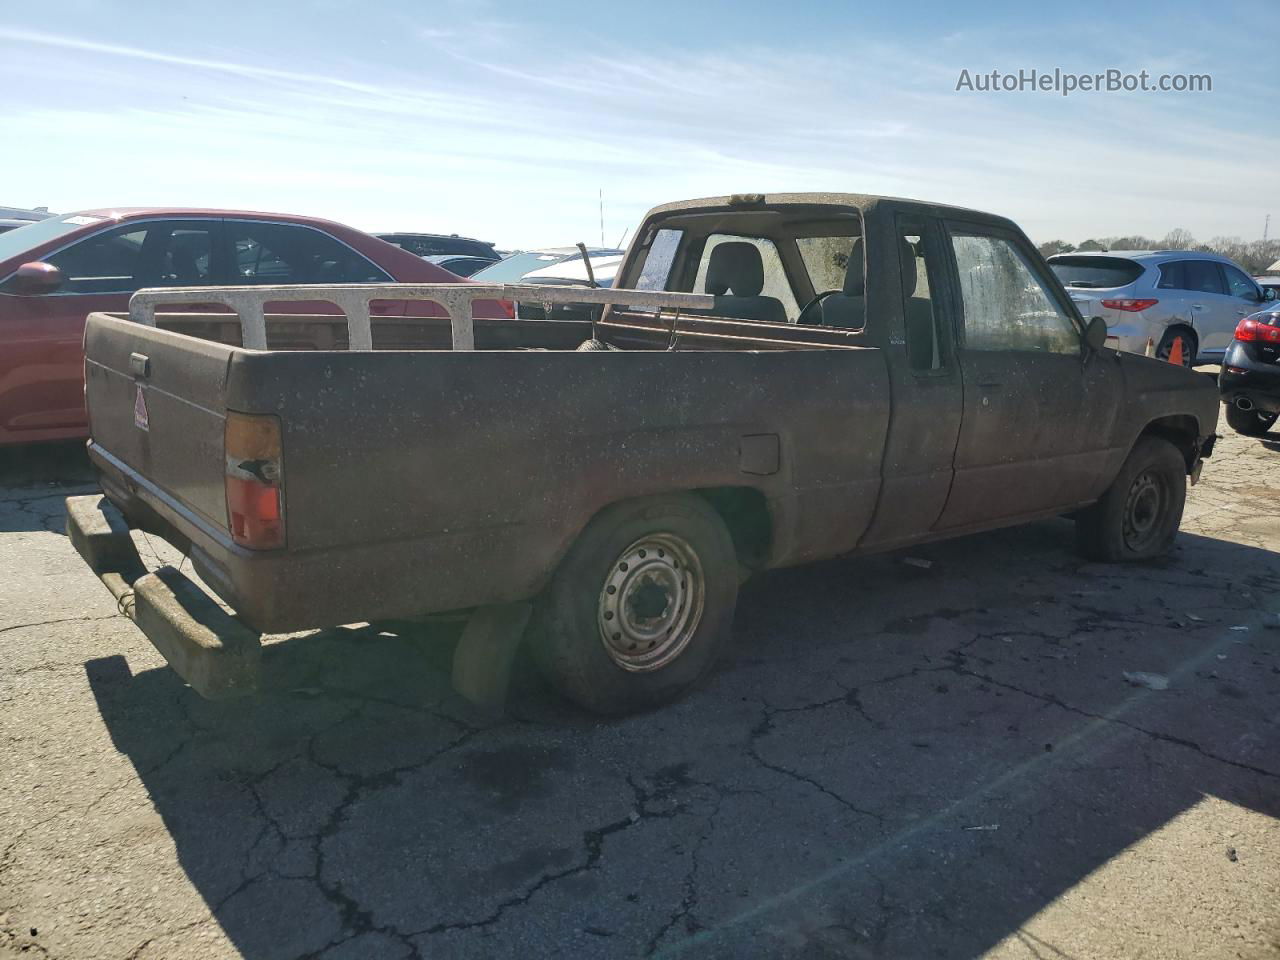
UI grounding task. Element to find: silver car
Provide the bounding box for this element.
[1048,251,1275,365]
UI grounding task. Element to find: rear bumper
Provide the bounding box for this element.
[1218,346,1280,414]
[65,494,261,699]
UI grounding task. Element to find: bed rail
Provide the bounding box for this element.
[128,283,716,351]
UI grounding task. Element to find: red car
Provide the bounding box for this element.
[0,208,507,446]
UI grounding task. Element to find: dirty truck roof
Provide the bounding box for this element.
[645,193,1018,228]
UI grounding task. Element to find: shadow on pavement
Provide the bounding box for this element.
[86,521,1280,959]
[0,440,92,489]
[0,441,96,536]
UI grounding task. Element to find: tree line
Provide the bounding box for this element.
[1036,230,1280,275]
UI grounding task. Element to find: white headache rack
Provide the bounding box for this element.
[129,283,717,351]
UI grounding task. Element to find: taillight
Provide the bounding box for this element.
[1100,298,1159,312]
[1235,316,1280,343]
[225,412,284,550]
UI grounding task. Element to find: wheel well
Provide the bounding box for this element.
[1140,415,1200,472]
[1160,323,1198,351]
[695,486,772,571]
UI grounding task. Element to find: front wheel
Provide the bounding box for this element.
[1075,436,1186,562]
[1225,403,1278,437]
[531,495,738,715]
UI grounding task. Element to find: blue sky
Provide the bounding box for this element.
[2,0,1276,248]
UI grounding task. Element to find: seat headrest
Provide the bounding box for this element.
[706,242,765,297]
[844,238,865,296]
[900,236,918,297]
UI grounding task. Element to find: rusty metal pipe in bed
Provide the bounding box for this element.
[128,283,717,351]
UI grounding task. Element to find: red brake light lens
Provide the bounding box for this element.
[1235,316,1280,343]
[225,412,284,550]
[1100,298,1159,312]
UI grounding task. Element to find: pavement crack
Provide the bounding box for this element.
[0,615,119,637]
[415,814,639,937]
[746,705,884,824]
[952,665,1280,781]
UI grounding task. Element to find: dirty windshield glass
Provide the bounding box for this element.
[953,233,1079,353]
[797,236,857,293]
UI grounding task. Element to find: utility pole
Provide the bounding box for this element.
[1265,214,1270,242]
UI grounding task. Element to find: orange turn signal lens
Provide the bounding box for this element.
[225,412,284,550]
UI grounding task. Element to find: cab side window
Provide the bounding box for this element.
[951,232,1078,354]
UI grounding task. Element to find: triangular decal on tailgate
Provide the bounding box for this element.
[134,385,149,432]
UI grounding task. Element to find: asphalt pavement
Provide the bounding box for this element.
[1,426,1277,960]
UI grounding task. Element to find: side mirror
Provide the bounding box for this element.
[7,261,64,296]
[1263,287,1277,302]
[1083,315,1108,353]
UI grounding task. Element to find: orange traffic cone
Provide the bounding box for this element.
[1167,335,1184,367]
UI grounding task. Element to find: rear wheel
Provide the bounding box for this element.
[531,495,738,715]
[1225,403,1278,437]
[1076,436,1186,562]
[1155,328,1197,367]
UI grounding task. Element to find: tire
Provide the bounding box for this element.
[1155,328,1197,367]
[531,494,738,715]
[1225,403,1278,437]
[575,338,616,352]
[1075,436,1186,562]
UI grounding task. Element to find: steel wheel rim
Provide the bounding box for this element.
[1122,470,1165,550]
[597,533,705,672]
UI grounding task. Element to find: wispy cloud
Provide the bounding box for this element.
[1,11,1272,246]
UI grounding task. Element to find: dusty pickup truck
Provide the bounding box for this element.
[66,193,1219,715]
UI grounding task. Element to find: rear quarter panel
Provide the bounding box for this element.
[224,347,890,622]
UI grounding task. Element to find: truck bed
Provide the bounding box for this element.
[85,308,889,632]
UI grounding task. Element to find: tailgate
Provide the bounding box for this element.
[84,312,233,531]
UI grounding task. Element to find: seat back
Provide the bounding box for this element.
[820,238,866,329]
[697,241,788,324]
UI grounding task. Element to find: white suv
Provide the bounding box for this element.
[1047,251,1274,365]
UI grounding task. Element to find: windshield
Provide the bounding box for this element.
[471,251,567,282]
[0,213,107,265]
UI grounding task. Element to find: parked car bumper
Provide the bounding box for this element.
[1219,343,1280,414]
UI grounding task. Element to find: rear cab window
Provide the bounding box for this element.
[1048,255,1144,289]
[618,206,864,328]
[691,235,800,320]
